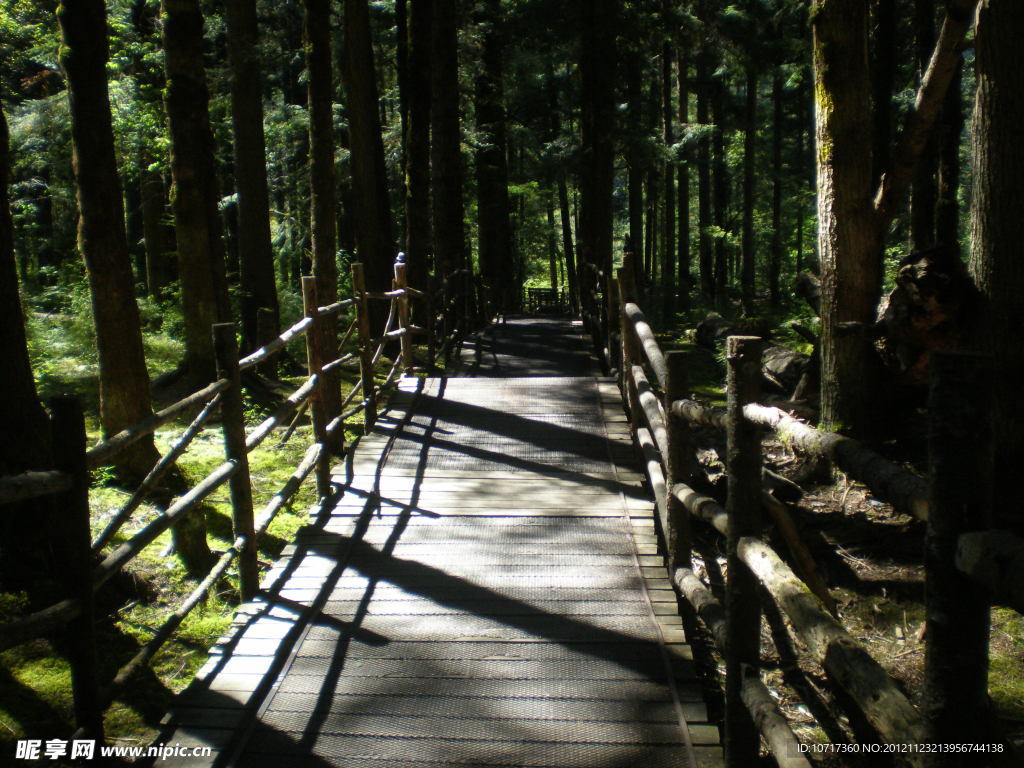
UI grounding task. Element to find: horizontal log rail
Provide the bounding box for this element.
[86,378,230,470]
[0,470,72,506]
[611,250,997,765]
[671,399,929,521]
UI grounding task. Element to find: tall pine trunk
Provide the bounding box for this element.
[431,0,468,281]
[769,70,784,307]
[405,0,432,293]
[812,0,882,433]
[910,0,938,251]
[711,71,729,308]
[969,0,1024,535]
[305,0,342,424]
[59,0,160,480]
[661,19,676,322]
[474,0,515,313]
[342,0,396,307]
[677,50,690,308]
[696,42,713,299]
[579,0,616,318]
[740,64,757,313]
[162,0,231,386]
[225,0,280,357]
[935,52,962,252]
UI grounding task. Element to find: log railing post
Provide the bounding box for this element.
[213,323,259,601]
[924,351,993,761]
[617,257,641,440]
[301,277,333,498]
[665,349,695,572]
[49,397,103,741]
[606,274,619,376]
[724,335,763,767]
[352,263,378,430]
[394,254,413,372]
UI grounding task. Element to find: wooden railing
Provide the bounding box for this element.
[0,255,458,743]
[612,252,1016,766]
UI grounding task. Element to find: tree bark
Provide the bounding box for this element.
[139,155,173,298]
[677,50,690,309]
[812,0,882,434]
[431,0,469,327]
[934,51,962,252]
[969,0,1024,534]
[59,0,160,480]
[871,0,896,189]
[305,0,342,425]
[162,0,231,385]
[910,0,938,251]
[696,40,713,298]
[711,70,729,308]
[342,0,396,309]
[0,103,55,584]
[769,70,784,307]
[661,4,676,322]
[225,0,280,356]
[474,0,516,313]
[579,0,616,312]
[741,64,757,314]
[405,0,432,294]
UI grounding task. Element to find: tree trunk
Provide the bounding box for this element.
[58,0,160,480]
[677,50,690,309]
[871,0,896,189]
[405,0,432,294]
[162,0,231,386]
[305,0,342,424]
[474,0,516,313]
[696,43,713,298]
[812,0,883,434]
[431,0,468,283]
[969,0,1024,534]
[225,0,280,356]
[140,154,173,298]
[935,51,962,252]
[579,0,616,313]
[558,175,578,312]
[770,71,784,308]
[711,70,729,308]
[396,0,409,211]
[342,0,396,309]
[661,17,676,322]
[741,64,757,314]
[626,56,644,259]
[910,0,938,251]
[0,103,55,584]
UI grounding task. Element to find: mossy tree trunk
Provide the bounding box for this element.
[58,0,161,481]
[969,0,1024,535]
[225,0,280,357]
[161,0,231,387]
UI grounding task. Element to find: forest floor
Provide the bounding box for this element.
[666,319,1024,766]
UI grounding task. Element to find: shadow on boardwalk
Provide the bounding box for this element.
[148,318,718,768]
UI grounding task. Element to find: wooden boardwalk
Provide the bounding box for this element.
[155,318,721,768]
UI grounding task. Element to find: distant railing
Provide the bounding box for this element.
[0,255,464,743]
[611,252,1014,766]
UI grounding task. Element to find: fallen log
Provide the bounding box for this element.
[956,530,1024,614]
[671,399,928,520]
[738,537,927,766]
